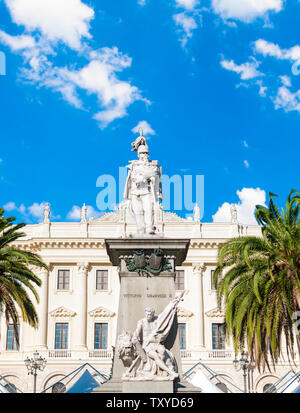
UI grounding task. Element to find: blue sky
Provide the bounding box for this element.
[0,0,299,225]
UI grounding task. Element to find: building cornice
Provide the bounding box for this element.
[12,239,106,250]
[12,238,228,250]
[190,240,225,249]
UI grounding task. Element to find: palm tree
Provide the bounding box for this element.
[214,190,300,371]
[0,208,47,346]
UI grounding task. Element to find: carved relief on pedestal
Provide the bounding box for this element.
[117,292,186,381]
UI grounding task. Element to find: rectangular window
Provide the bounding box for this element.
[55,323,69,349]
[178,323,186,350]
[96,270,108,290]
[94,323,108,349]
[212,323,225,350]
[211,270,216,290]
[175,270,185,291]
[57,270,70,290]
[6,324,19,350]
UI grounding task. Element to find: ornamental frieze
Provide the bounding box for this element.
[88,306,116,318]
[49,306,77,318]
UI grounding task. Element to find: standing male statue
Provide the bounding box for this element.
[123,128,162,235]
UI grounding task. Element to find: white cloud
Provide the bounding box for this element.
[28,202,48,219]
[138,0,146,5]
[243,140,249,148]
[212,0,283,22]
[222,40,300,116]
[213,187,266,225]
[0,2,147,128]
[0,30,35,51]
[3,201,60,222]
[280,75,291,87]
[4,202,26,214]
[67,205,102,220]
[244,160,250,168]
[273,85,300,113]
[256,79,268,97]
[67,205,81,220]
[44,49,146,128]
[5,0,94,50]
[173,12,198,46]
[221,58,262,80]
[132,120,155,136]
[254,39,300,62]
[253,40,300,114]
[175,0,199,10]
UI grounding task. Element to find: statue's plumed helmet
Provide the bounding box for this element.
[138,144,149,154]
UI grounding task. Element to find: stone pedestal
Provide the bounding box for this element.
[123,381,173,393]
[94,238,200,394]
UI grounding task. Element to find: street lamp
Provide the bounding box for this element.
[233,351,251,393]
[24,350,47,393]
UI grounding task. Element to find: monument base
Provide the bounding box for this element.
[93,379,123,394]
[123,381,173,393]
[93,379,172,394]
[92,238,202,394]
[94,377,201,393]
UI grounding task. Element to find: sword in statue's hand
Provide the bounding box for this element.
[173,290,187,307]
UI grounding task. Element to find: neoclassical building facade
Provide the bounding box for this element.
[0,207,298,393]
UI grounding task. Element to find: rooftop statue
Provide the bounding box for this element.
[43,203,50,223]
[231,203,238,224]
[193,203,200,223]
[81,203,87,223]
[123,127,163,236]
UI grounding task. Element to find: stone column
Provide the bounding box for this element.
[193,263,205,348]
[36,266,49,349]
[75,263,89,351]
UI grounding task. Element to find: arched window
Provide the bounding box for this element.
[263,383,276,393]
[216,383,228,393]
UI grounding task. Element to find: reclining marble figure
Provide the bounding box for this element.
[117,292,185,381]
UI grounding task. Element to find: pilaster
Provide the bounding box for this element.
[74,263,89,350]
[193,263,206,348]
